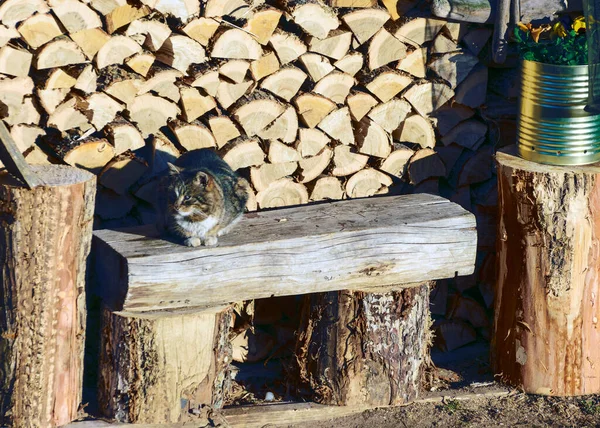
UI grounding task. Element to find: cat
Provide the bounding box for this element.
[157,148,249,247]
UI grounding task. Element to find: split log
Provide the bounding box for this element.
[204,0,248,19]
[332,145,368,176]
[261,67,307,101]
[308,31,352,60]
[250,52,281,81]
[447,295,489,328]
[128,93,180,137]
[221,138,265,170]
[397,47,427,78]
[295,93,336,128]
[395,114,436,148]
[45,69,76,89]
[318,107,354,145]
[300,53,334,82]
[74,64,98,93]
[37,88,69,114]
[298,147,332,182]
[99,155,148,195]
[212,29,262,60]
[394,18,446,47]
[429,52,479,89]
[0,0,49,27]
[16,13,62,49]
[220,60,250,83]
[297,128,330,157]
[53,0,102,33]
[368,98,412,133]
[347,92,378,121]
[334,52,363,76]
[368,28,407,70]
[312,72,354,104]
[47,97,92,132]
[493,148,600,396]
[286,1,339,39]
[105,4,150,34]
[182,17,219,47]
[256,106,298,143]
[455,63,488,108]
[9,124,44,153]
[84,92,124,129]
[0,26,19,47]
[70,28,111,59]
[380,147,414,178]
[441,119,487,150]
[346,167,392,197]
[216,80,253,109]
[126,19,171,51]
[331,0,377,6]
[435,319,476,352]
[432,34,459,54]
[105,119,146,155]
[95,188,136,220]
[149,131,181,176]
[2,97,40,126]
[250,161,298,191]
[98,306,234,423]
[169,121,217,151]
[0,77,33,113]
[0,165,95,427]
[462,28,492,55]
[60,138,116,173]
[147,0,200,20]
[125,52,155,76]
[355,119,391,158]
[342,9,390,46]
[256,177,309,208]
[36,38,87,70]
[295,283,430,406]
[310,176,344,201]
[403,82,454,116]
[233,98,285,136]
[366,70,412,102]
[408,148,446,184]
[429,104,475,135]
[0,45,32,77]
[156,35,206,72]
[96,35,142,69]
[209,115,240,148]
[244,8,282,45]
[104,77,143,106]
[269,31,307,65]
[180,86,217,121]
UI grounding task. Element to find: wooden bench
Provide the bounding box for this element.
[92,193,477,423]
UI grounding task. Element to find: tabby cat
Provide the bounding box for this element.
[157,149,249,247]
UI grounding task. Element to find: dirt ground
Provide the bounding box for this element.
[289,393,600,428]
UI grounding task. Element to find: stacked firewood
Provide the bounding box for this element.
[0,0,502,351]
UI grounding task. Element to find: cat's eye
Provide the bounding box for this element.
[183,195,191,202]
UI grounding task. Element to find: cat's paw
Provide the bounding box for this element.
[184,237,202,247]
[203,236,218,247]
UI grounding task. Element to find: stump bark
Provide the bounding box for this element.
[0,165,96,427]
[98,306,234,423]
[493,147,600,396]
[295,282,431,406]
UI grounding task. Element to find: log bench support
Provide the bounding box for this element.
[92,194,477,423]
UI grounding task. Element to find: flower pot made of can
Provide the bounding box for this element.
[517,59,600,166]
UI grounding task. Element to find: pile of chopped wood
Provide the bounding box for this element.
[0,0,508,351]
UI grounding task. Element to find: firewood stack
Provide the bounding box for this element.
[0,0,500,351]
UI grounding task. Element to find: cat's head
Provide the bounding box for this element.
[166,163,221,220]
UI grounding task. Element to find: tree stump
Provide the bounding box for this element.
[295,282,431,406]
[493,147,600,396]
[0,165,96,427]
[98,306,234,423]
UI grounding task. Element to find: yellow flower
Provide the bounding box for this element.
[517,22,530,32]
[552,21,567,37]
[573,16,586,32]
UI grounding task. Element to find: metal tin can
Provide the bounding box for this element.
[517,59,600,165]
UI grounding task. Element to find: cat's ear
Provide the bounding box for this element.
[194,171,212,189]
[167,163,181,175]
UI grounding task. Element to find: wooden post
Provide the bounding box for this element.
[97,306,234,423]
[0,165,96,427]
[295,282,431,406]
[493,147,600,396]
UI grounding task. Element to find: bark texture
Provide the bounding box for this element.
[98,306,234,423]
[0,165,96,427]
[295,282,431,406]
[493,148,600,396]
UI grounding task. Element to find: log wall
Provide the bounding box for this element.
[0,0,517,350]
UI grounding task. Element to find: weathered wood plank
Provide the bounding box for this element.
[93,194,477,312]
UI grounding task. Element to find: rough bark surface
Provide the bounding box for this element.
[97,306,234,423]
[493,148,600,396]
[0,165,96,427]
[295,282,431,406]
